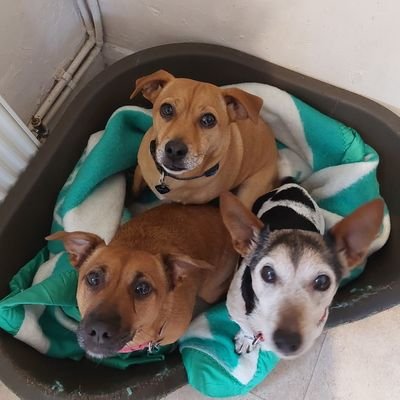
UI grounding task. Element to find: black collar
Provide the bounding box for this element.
[149,140,220,194]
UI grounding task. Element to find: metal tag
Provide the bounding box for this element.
[155,183,170,194]
[155,171,170,194]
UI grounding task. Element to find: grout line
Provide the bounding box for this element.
[302,333,328,400]
[249,391,265,400]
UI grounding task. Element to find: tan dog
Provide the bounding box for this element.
[130,70,278,208]
[47,203,237,359]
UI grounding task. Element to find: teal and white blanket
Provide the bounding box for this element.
[0,83,390,396]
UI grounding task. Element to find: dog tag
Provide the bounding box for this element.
[147,341,160,354]
[155,183,170,194]
[155,171,170,194]
[252,332,264,346]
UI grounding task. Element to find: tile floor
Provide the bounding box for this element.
[1,305,399,400]
[163,305,400,400]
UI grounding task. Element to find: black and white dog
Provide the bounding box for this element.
[220,181,383,359]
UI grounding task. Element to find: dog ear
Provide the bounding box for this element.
[162,253,215,289]
[222,87,263,123]
[219,191,264,257]
[329,199,384,270]
[130,69,175,103]
[46,231,105,269]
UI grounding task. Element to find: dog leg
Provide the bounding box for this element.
[236,165,278,209]
[234,329,259,354]
[132,165,147,198]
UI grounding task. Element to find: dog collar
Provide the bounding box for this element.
[149,140,220,194]
[118,321,167,354]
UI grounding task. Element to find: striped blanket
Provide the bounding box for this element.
[0,83,390,394]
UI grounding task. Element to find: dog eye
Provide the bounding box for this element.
[261,265,277,284]
[86,270,104,287]
[313,275,331,291]
[134,281,152,297]
[199,113,217,128]
[160,103,175,119]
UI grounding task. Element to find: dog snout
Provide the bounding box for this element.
[165,139,188,161]
[78,312,131,357]
[273,328,302,354]
[85,320,116,345]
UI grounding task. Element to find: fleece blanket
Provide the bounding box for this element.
[179,83,390,397]
[0,83,390,394]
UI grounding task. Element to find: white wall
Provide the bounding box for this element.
[1,1,398,123]
[99,0,400,110]
[0,0,86,123]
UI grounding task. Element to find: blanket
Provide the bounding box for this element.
[0,83,390,394]
[179,83,390,397]
[0,106,170,369]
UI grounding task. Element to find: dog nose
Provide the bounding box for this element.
[86,321,115,344]
[273,329,302,354]
[165,139,188,161]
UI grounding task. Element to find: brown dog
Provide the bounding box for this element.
[130,70,278,208]
[47,203,237,359]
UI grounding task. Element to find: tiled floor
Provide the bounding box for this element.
[1,306,399,400]
[163,305,400,400]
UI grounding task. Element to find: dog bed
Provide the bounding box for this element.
[0,82,390,396]
[0,43,399,400]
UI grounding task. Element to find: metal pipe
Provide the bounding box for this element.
[88,0,104,47]
[29,0,103,131]
[43,0,104,125]
[44,46,102,123]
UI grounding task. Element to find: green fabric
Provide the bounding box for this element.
[179,88,390,397]
[0,83,390,396]
[181,304,279,397]
[57,110,151,217]
[0,107,172,369]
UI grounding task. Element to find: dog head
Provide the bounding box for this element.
[46,231,213,358]
[220,192,384,359]
[130,70,263,175]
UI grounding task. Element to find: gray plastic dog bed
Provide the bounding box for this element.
[0,43,399,400]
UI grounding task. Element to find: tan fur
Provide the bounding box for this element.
[47,203,237,356]
[220,191,264,256]
[131,70,279,208]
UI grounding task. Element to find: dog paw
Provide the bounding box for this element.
[234,331,258,354]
